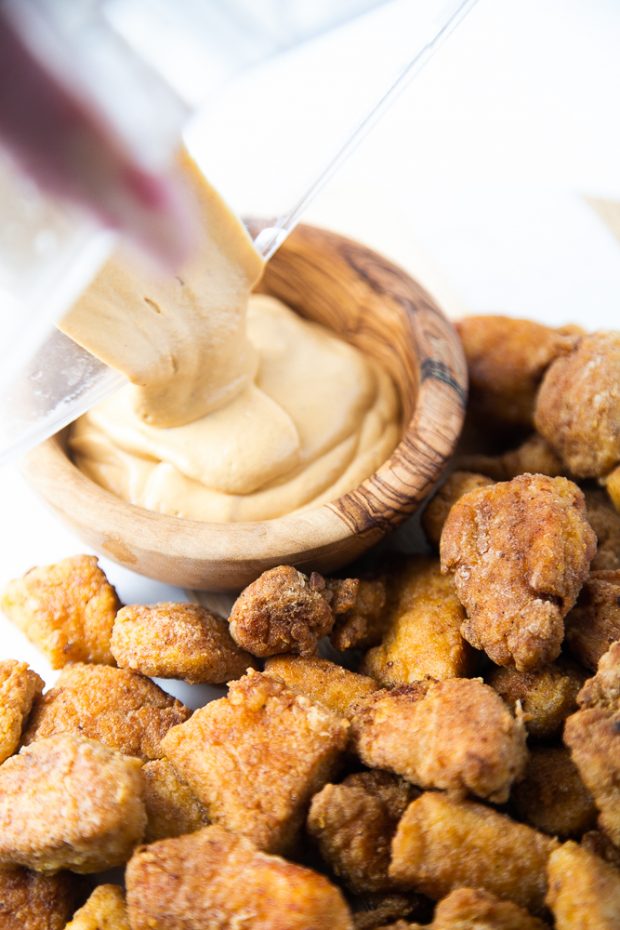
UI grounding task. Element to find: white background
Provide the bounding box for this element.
[1,0,619,692]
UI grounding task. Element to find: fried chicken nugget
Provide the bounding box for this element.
[546,841,620,929]
[487,659,585,740]
[264,656,377,719]
[564,642,620,846]
[362,559,474,686]
[64,885,129,930]
[0,660,43,764]
[307,771,418,893]
[23,663,189,761]
[162,670,348,853]
[534,332,620,478]
[422,472,494,547]
[440,475,596,671]
[389,793,556,913]
[1,555,119,667]
[126,824,353,930]
[228,565,335,657]
[349,893,429,930]
[511,746,596,838]
[432,887,549,930]
[111,602,256,684]
[351,679,526,803]
[0,734,145,873]
[329,578,388,652]
[565,570,620,670]
[460,434,565,482]
[0,866,77,930]
[585,489,620,571]
[581,831,620,870]
[456,315,578,427]
[605,464,620,513]
[142,759,209,842]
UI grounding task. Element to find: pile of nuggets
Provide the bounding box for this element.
[1,317,620,930]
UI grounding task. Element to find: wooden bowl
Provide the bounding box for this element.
[23,224,467,591]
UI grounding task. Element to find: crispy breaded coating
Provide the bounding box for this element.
[565,570,620,670]
[142,759,209,842]
[460,434,565,482]
[264,656,377,719]
[307,771,417,893]
[581,831,620,870]
[111,602,256,684]
[487,659,585,740]
[350,893,429,930]
[64,885,129,930]
[0,660,44,763]
[0,734,145,873]
[362,559,474,686]
[330,579,388,651]
[534,332,620,478]
[440,475,596,671]
[23,663,189,761]
[456,315,578,427]
[0,866,77,930]
[564,642,620,846]
[512,746,596,838]
[126,824,353,930]
[422,472,494,547]
[1,555,119,667]
[605,464,620,512]
[228,565,335,657]
[351,679,526,803]
[585,489,620,571]
[546,841,620,929]
[432,887,549,930]
[391,794,555,914]
[162,670,348,853]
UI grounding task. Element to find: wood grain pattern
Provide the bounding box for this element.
[23,224,467,591]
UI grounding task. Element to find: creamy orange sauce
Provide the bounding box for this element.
[63,154,400,522]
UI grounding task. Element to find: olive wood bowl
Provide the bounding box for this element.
[23,223,467,591]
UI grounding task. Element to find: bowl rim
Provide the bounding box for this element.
[23,223,467,569]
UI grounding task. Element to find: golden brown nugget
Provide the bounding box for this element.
[64,885,129,930]
[1,555,119,667]
[350,893,429,930]
[352,679,526,803]
[0,660,44,764]
[440,475,596,671]
[0,866,77,930]
[585,489,620,571]
[432,887,549,930]
[564,642,620,846]
[362,559,474,686]
[546,841,620,929]
[111,602,256,684]
[565,570,620,670]
[487,660,585,740]
[581,831,620,870]
[264,656,377,719]
[390,793,556,913]
[512,747,597,838]
[605,464,620,513]
[534,332,620,478]
[456,315,578,427]
[162,670,348,853]
[24,663,189,761]
[330,578,388,652]
[228,565,335,657]
[142,759,209,842]
[460,434,565,482]
[422,472,494,547]
[126,824,353,930]
[0,734,145,873]
[307,771,417,893]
